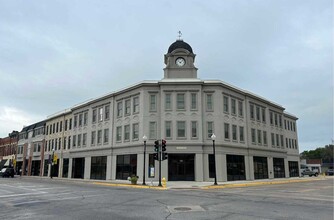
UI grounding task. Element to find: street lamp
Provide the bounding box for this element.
[211,133,218,185]
[142,135,147,185]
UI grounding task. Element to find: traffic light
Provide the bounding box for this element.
[162,139,166,152]
[162,152,168,160]
[154,140,159,160]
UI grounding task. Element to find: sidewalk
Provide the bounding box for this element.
[19,175,330,190]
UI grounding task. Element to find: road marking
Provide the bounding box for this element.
[0,192,47,198]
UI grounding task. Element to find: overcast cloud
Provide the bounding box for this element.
[0,0,332,152]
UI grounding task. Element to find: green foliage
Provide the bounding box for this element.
[300,144,333,163]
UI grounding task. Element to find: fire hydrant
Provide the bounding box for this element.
[162,177,167,188]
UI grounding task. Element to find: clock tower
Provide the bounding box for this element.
[163,39,198,79]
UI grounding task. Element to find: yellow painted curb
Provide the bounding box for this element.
[203,178,325,189]
[92,182,167,190]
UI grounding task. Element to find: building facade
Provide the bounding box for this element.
[16,39,300,182]
[0,131,19,170]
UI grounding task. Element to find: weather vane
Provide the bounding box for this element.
[178,31,182,40]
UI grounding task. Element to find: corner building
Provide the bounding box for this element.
[49,39,300,182]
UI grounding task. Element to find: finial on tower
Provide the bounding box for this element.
[177,31,182,40]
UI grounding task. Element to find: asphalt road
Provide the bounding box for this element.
[0,177,333,220]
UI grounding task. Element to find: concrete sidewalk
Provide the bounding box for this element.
[19,175,330,190]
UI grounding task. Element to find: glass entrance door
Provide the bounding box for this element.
[168,154,195,181]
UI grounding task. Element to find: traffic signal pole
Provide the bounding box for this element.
[158,142,162,187]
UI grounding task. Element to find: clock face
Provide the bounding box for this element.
[175,57,186,67]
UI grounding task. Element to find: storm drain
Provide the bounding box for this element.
[168,205,205,213]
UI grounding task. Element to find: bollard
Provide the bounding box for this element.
[162,177,166,188]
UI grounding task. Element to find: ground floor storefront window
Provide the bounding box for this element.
[273,158,285,178]
[208,154,216,178]
[31,160,41,176]
[51,159,59,177]
[72,158,85,179]
[227,154,246,181]
[16,161,23,175]
[91,156,107,180]
[116,154,137,180]
[43,159,48,176]
[253,156,268,179]
[63,158,69,178]
[288,161,299,177]
[148,154,155,178]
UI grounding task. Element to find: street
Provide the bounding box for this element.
[0,177,333,220]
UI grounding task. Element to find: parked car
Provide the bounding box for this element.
[326,169,334,176]
[301,169,318,177]
[0,167,15,178]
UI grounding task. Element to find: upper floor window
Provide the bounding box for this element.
[250,104,254,119]
[177,121,186,138]
[239,126,244,142]
[149,94,157,111]
[60,121,63,132]
[206,94,213,111]
[83,133,87,146]
[251,128,256,143]
[46,126,49,135]
[165,121,172,138]
[132,123,139,140]
[99,107,103,122]
[165,93,172,110]
[191,121,197,138]
[257,130,262,144]
[105,105,110,120]
[238,100,243,117]
[69,119,72,130]
[84,112,88,125]
[223,96,229,113]
[56,122,59,133]
[97,130,102,144]
[256,106,260,121]
[270,112,273,125]
[263,131,267,145]
[149,122,157,139]
[262,108,266,123]
[91,131,96,145]
[271,133,275,146]
[207,121,213,139]
[124,125,130,141]
[224,123,230,139]
[133,96,140,114]
[231,99,236,115]
[92,109,97,123]
[274,113,278,126]
[104,129,109,144]
[116,126,122,142]
[191,93,197,110]
[79,114,82,127]
[232,125,237,141]
[176,94,185,110]
[279,115,282,127]
[117,102,123,117]
[125,99,131,115]
[74,116,78,128]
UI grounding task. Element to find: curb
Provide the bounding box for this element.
[92,182,167,190]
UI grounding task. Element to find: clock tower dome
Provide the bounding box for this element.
[163,38,198,79]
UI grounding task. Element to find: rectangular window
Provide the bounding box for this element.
[53,123,55,133]
[69,119,72,130]
[125,99,131,115]
[73,135,76,147]
[293,122,296,132]
[46,125,49,135]
[207,122,213,139]
[84,112,88,125]
[262,108,266,123]
[99,107,103,121]
[224,123,230,139]
[232,125,237,141]
[206,94,213,111]
[270,112,273,125]
[286,138,288,148]
[238,100,243,117]
[77,134,81,147]
[82,134,86,146]
[59,138,61,150]
[124,125,130,141]
[287,121,290,130]
[231,99,236,115]
[289,139,291,148]
[93,109,97,123]
[165,121,172,138]
[105,105,110,120]
[250,104,254,119]
[65,121,68,131]
[279,115,282,127]
[251,128,256,143]
[239,126,244,142]
[104,129,109,143]
[117,102,123,117]
[257,130,262,144]
[295,140,298,149]
[284,120,287,129]
[150,94,157,111]
[280,135,284,148]
[63,137,67,150]
[191,93,197,110]
[56,122,59,133]
[79,114,83,127]
[177,121,186,138]
[256,106,260,121]
[223,96,229,113]
[165,93,172,110]
[116,126,122,142]
[176,94,185,110]
[149,122,156,139]
[74,116,77,128]
[276,134,279,146]
[274,113,278,126]
[263,131,267,145]
[133,96,139,114]
[68,136,71,149]
[271,133,275,146]
[91,131,96,145]
[132,123,139,140]
[97,130,102,144]
[60,121,62,132]
[191,121,197,138]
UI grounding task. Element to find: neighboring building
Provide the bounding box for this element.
[16,121,46,176]
[15,39,300,182]
[0,131,19,170]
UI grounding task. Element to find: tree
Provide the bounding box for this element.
[300,144,333,163]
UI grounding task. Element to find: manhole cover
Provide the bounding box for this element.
[174,207,192,211]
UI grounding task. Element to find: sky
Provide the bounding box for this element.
[0,0,332,152]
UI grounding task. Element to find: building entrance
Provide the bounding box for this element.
[168,154,195,181]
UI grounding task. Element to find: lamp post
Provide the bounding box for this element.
[142,135,147,185]
[211,133,218,185]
